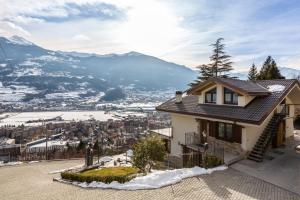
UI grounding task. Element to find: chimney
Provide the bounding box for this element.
[175,91,183,103]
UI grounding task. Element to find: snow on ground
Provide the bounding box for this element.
[84,92,105,104]
[28,161,40,164]
[29,140,67,148]
[0,84,38,102]
[0,161,23,167]
[45,92,81,99]
[267,85,285,92]
[99,156,113,163]
[8,36,34,46]
[57,166,227,190]
[0,111,117,127]
[49,164,84,174]
[19,60,41,67]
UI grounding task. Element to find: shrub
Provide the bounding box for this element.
[61,167,139,184]
[132,135,166,173]
[203,154,223,168]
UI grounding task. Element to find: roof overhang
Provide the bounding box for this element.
[187,77,270,96]
[157,79,300,126]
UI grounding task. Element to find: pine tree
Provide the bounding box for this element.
[267,60,285,79]
[248,63,258,80]
[190,38,233,85]
[257,56,285,80]
[257,56,272,80]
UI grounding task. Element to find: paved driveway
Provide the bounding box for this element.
[231,137,300,195]
[0,160,299,200]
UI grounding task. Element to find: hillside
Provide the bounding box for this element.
[0,35,196,104]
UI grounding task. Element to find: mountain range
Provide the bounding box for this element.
[0,35,299,104]
[0,36,196,103]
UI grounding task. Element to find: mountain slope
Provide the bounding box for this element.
[0,35,196,104]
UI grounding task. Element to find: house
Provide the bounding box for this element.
[156,77,300,166]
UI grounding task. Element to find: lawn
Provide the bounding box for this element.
[61,167,139,183]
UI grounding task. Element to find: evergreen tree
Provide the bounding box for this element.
[267,60,285,79]
[257,56,285,80]
[257,56,272,80]
[248,63,258,80]
[190,38,233,85]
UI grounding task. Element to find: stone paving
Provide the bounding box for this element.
[0,160,299,200]
[231,137,300,195]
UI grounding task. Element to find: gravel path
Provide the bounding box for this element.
[0,160,299,200]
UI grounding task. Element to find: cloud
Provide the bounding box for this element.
[6,16,45,25]
[2,21,31,36]
[0,0,300,69]
[72,34,91,41]
[19,2,125,23]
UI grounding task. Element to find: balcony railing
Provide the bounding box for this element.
[185,132,201,146]
[184,131,224,163]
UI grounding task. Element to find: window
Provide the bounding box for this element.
[224,88,238,105]
[226,124,233,140]
[217,122,234,142]
[205,88,217,103]
[218,123,225,138]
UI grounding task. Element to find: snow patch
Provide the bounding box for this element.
[267,85,285,92]
[28,161,40,164]
[0,161,23,167]
[99,156,113,163]
[45,92,81,99]
[57,166,227,190]
[8,36,34,46]
[49,164,84,174]
[8,67,43,77]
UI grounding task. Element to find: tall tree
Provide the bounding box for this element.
[257,56,285,80]
[267,60,285,79]
[258,56,272,80]
[248,63,258,80]
[190,38,233,85]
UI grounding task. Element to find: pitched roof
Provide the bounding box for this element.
[157,79,299,125]
[187,77,270,96]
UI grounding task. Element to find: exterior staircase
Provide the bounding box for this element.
[248,113,285,162]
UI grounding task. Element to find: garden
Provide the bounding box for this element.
[56,135,227,190]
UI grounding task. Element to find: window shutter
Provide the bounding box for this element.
[234,125,242,144]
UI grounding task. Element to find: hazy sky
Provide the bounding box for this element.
[1,0,300,71]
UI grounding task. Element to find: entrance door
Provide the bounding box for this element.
[199,120,209,143]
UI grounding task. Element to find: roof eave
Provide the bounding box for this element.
[156,107,261,125]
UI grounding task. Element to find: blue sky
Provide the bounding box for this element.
[0,0,300,71]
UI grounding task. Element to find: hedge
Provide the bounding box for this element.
[61,167,139,184]
[203,154,223,168]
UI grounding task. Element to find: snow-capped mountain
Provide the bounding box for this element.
[7,35,34,46]
[0,35,196,104]
[1,35,299,105]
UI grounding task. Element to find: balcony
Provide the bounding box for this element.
[184,131,225,163]
[184,132,207,152]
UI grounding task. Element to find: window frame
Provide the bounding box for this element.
[216,122,234,142]
[224,88,238,105]
[205,88,217,104]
